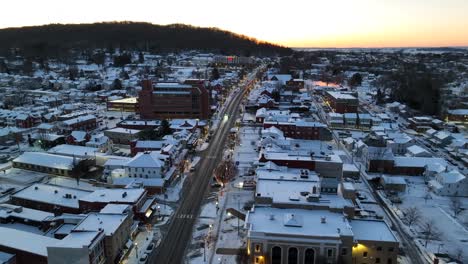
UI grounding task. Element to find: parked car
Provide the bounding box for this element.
[139,254,148,263]
[145,243,155,253]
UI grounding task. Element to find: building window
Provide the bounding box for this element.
[363,252,368,257]
[271,246,282,264]
[255,257,260,264]
[327,249,333,257]
[255,244,261,253]
[376,258,381,263]
[304,249,315,264]
[377,246,382,251]
[288,247,298,264]
[388,247,394,252]
[341,248,348,255]
[387,259,392,264]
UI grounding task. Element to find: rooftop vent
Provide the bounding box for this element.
[321,217,326,224]
[122,192,128,198]
[269,214,275,220]
[34,186,39,190]
[54,190,58,194]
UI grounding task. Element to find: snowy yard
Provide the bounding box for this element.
[385,176,468,262]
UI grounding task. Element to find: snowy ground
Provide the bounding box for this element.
[385,176,468,262]
[155,174,187,203]
[232,126,261,175]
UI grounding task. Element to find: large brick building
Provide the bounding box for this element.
[324,91,358,114]
[263,120,332,141]
[138,80,210,120]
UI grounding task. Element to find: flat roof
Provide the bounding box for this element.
[12,183,91,209]
[0,204,54,222]
[105,127,141,134]
[80,189,145,204]
[13,152,80,170]
[74,213,128,236]
[350,219,398,242]
[326,91,357,100]
[247,207,353,238]
[108,97,137,104]
[0,227,57,256]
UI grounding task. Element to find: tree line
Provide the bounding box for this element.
[0,22,292,59]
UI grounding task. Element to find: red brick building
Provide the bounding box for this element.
[138,80,210,120]
[263,120,332,141]
[324,91,358,113]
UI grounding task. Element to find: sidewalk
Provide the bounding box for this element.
[121,228,159,264]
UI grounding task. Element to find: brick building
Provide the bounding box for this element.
[138,80,210,120]
[324,91,358,114]
[263,120,332,141]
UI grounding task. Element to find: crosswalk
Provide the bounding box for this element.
[176,214,194,219]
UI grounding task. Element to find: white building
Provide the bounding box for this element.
[125,151,164,179]
[429,170,468,197]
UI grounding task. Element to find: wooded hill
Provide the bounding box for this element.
[0,22,291,57]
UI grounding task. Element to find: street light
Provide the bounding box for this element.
[135,242,138,258]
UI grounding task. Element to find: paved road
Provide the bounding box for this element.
[149,72,257,264]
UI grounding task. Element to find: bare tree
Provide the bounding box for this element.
[214,158,237,186]
[420,220,441,248]
[450,197,463,217]
[403,206,422,228]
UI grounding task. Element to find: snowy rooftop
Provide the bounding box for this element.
[0,227,58,256]
[326,91,357,100]
[80,188,145,204]
[13,152,80,170]
[256,179,321,203]
[99,204,131,215]
[74,213,129,236]
[105,127,141,134]
[0,204,54,222]
[62,114,96,125]
[126,151,164,168]
[350,219,398,242]
[394,157,447,169]
[12,183,91,208]
[48,144,99,157]
[247,207,353,238]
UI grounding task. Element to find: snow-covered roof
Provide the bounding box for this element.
[13,152,80,170]
[135,140,165,149]
[12,183,91,208]
[0,203,54,222]
[126,151,164,168]
[394,157,447,169]
[247,207,353,238]
[74,213,129,236]
[350,219,398,242]
[437,170,465,184]
[62,114,96,126]
[406,145,429,156]
[105,127,141,134]
[48,144,98,158]
[80,189,145,204]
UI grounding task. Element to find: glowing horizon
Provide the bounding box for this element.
[1,0,468,48]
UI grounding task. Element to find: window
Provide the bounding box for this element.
[288,247,298,264]
[327,249,333,257]
[388,247,394,252]
[304,248,315,264]
[255,244,261,253]
[255,257,260,264]
[363,252,368,257]
[387,259,392,264]
[376,258,380,263]
[271,246,282,264]
[341,248,348,256]
[377,247,382,251]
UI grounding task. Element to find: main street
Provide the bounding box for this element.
[149,70,258,264]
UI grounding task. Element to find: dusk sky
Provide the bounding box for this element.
[2,0,468,48]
